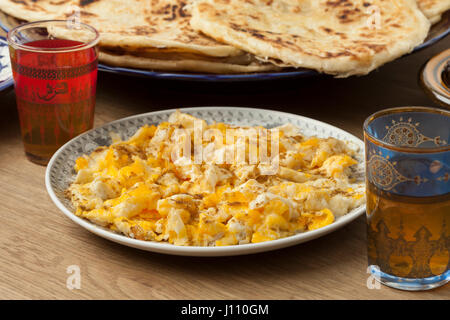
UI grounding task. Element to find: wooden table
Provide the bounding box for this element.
[0,35,448,300]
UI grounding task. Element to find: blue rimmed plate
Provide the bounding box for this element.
[1,10,449,82]
[0,36,13,93]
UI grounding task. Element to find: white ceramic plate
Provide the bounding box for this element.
[45,107,366,256]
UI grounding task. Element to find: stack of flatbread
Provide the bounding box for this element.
[0,0,448,76]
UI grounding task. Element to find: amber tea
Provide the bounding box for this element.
[364,106,449,290]
[367,183,449,279]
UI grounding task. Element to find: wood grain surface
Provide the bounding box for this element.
[0,32,448,300]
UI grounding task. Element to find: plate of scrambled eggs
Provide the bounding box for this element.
[46,107,365,256]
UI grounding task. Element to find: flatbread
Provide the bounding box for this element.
[0,0,67,21]
[190,0,430,77]
[0,6,279,73]
[0,0,241,57]
[99,51,281,73]
[417,0,450,23]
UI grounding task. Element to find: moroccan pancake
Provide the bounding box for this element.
[417,0,450,23]
[0,0,67,21]
[0,6,279,73]
[99,45,280,73]
[0,0,241,57]
[190,0,430,77]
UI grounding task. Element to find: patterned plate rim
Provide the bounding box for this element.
[0,36,13,92]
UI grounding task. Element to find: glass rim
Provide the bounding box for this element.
[7,19,100,53]
[363,106,450,153]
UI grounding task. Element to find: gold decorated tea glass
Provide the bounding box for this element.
[364,106,449,291]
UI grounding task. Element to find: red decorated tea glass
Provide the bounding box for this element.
[7,20,99,165]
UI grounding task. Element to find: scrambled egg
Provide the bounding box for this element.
[66,111,364,246]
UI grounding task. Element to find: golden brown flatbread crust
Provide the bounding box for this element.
[190,0,431,77]
[0,0,241,57]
